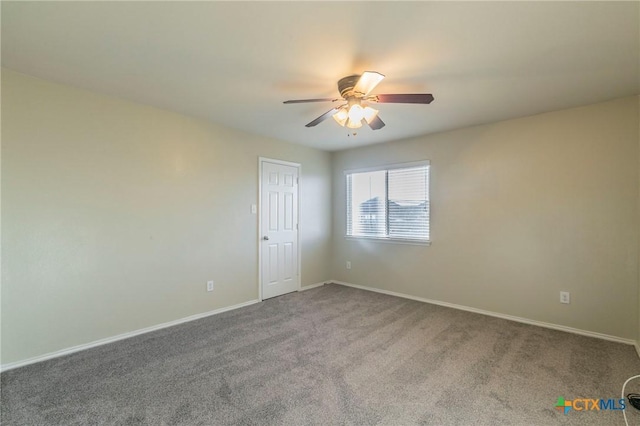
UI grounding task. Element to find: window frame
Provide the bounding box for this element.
[344,160,431,246]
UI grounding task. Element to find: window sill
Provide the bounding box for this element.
[344,235,431,246]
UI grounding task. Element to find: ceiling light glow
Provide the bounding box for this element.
[363,106,379,124]
[346,118,363,129]
[332,108,348,127]
[348,104,364,123]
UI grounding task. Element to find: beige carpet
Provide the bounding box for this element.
[2,283,640,425]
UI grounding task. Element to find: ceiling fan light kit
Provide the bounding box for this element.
[284,71,434,131]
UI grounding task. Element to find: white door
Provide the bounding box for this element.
[260,160,299,299]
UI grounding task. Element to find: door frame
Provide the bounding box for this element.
[258,157,302,301]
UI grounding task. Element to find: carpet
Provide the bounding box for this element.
[2,283,639,425]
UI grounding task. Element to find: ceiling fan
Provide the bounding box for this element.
[283,71,434,130]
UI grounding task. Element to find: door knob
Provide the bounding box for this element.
[263,236,269,240]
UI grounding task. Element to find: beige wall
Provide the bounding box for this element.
[332,96,639,340]
[1,70,332,364]
[2,68,638,366]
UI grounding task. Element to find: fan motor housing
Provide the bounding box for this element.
[338,75,361,99]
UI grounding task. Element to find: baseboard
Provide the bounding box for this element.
[331,281,636,347]
[0,299,261,373]
[299,281,327,292]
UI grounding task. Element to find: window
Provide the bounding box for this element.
[346,161,430,243]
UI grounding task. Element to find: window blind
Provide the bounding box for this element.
[345,162,430,242]
[388,166,429,240]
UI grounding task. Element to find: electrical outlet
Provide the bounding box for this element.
[346,261,351,270]
[207,281,214,292]
[560,291,570,304]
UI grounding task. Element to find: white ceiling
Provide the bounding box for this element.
[2,2,638,151]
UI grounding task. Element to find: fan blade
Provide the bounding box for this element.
[367,115,385,130]
[284,98,339,104]
[371,94,434,104]
[352,71,385,97]
[305,108,339,127]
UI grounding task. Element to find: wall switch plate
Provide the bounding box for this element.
[560,291,570,304]
[207,281,214,292]
[346,261,351,270]
[250,204,257,214]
